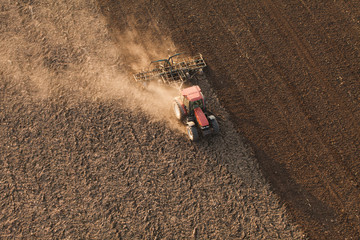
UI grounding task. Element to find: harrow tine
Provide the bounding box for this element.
[133,53,206,90]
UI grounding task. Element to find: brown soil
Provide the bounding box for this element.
[97,0,360,239]
[1,1,302,239]
[1,0,359,239]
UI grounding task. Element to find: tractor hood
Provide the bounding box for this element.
[194,107,209,127]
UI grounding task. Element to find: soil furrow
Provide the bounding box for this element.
[2,0,359,239]
[1,1,304,239]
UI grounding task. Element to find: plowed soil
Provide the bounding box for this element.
[1,1,303,239]
[1,0,359,239]
[97,0,360,239]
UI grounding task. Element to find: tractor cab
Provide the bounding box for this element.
[180,85,205,115]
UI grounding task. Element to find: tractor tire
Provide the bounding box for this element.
[187,125,199,142]
[173,100,185,121]
[209,116,220,134]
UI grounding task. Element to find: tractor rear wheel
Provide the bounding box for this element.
[209,116,220,134]
[173,100,185,121]
[187,125,199,141]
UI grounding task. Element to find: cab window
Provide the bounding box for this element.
[190,99,203,112]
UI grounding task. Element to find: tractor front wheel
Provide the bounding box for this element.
[187,125,199,142]
[173,100,185,121]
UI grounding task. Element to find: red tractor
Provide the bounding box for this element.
[133,53,219,140]
[173,85,219,141]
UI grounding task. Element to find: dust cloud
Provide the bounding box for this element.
[1,0,181,130]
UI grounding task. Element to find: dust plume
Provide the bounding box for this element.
[1,0,182,130]
[112,28,177,72]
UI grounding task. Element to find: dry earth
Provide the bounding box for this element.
[0,1,304,239]
[99,0,360,239]
[1,0,359,239]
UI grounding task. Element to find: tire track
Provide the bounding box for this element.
[291,0,360,111]
[243,0,360,236]
[275,0,360,184]
[262,0,360,121]
[298,0,360,54]
[232,0,360,204]
[263,0,360,208]
[287,0,360,175]
[264,0,360,187]
[208,0,349,211]
[295,0,360,103]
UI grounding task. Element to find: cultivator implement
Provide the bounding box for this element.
[133,53,206,88]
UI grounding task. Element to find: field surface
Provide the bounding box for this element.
[1,0,359,239]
